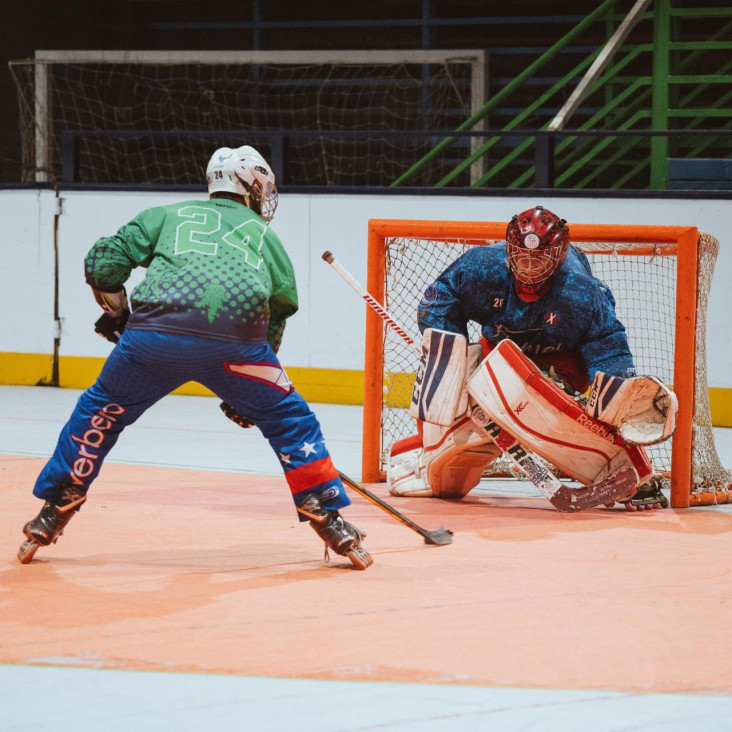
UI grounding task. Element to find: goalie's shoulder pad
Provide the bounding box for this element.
[586,372,678,446]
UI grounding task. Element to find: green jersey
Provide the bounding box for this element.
[85,198,298,350]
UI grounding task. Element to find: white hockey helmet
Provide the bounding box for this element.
[206,145,278,222]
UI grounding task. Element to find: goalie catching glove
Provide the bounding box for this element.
[586,372,678,446]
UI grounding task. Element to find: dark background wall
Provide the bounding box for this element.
[0,0,609,182]
[4,0,724,184]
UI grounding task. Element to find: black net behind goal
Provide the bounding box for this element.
[10,54,479,186]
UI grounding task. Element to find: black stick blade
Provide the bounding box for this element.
[423,527,454,545]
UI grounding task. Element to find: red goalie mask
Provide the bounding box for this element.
[506,206,570,301]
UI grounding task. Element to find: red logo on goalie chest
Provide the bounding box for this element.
[514,401,528,415]
[545,312,557,325]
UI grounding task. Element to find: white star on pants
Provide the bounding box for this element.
[299,442,317,457]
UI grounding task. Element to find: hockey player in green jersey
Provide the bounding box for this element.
[18,145,372,570]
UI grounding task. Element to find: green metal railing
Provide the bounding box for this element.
[392,1,732,190]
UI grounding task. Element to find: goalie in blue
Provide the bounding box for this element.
[389,206,676,511]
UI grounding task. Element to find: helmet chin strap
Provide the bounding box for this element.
[513,277,551,302]
[244,191,263,216]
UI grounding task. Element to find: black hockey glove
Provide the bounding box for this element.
[219,401,254,429]
[94,309,130,343]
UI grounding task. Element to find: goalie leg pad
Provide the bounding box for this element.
[410,328,469,426]
[586,372,678,446]
[388,436,431,497]
[388,419,501,499]
[467,339,652,487]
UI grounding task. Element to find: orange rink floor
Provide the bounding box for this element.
[3,454,732,696]
[2,385,732,730]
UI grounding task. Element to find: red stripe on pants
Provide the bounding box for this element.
[285,456,339,495]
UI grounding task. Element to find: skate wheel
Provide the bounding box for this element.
[346,545,373,570]
[624,503,637,512]
[17,539,40,564]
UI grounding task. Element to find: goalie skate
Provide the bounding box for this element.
[297,493,373,570]
[608,475,669,511]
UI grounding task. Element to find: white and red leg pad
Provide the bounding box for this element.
[467,339,652,488]
[388,434,430,497]
[388,417,501,499]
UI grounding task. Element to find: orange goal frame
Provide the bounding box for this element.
[362,219,718,509]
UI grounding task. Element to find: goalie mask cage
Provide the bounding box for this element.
[362,219,730,509]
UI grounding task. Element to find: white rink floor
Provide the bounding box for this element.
[2,384,732,732]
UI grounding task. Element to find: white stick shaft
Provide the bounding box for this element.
[323,252,420,356]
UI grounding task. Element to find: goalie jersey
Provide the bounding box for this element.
[84,198,298,351]
[418,242,635,385]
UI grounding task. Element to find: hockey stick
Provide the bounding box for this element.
[322,250,636,512]
[337,470,453,545]
[218,401,451,542]
[322,251,417,348]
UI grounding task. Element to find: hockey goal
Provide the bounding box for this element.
[362,218,731,508]
[9,49,485,186]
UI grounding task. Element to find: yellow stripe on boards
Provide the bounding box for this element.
[53,355,365,405]
[0,352,54,385]
[1,351,732,426]
[57,356,107,389]
[709,388,732,427]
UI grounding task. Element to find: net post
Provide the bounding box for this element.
[362,221,388,482]
[670,227,699,508]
